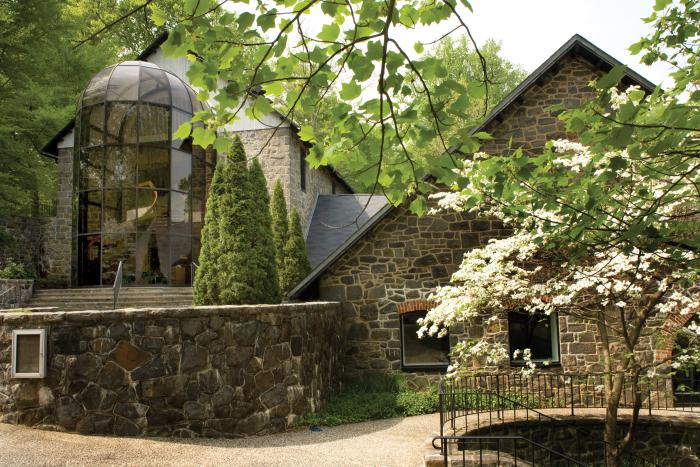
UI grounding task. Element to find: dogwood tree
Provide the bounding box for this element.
[420,1,700,465]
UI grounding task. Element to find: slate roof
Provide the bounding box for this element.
[288,195,392,298]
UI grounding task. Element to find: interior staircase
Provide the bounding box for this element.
[27,287,193,311]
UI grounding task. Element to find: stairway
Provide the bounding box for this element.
[27,287,193,311]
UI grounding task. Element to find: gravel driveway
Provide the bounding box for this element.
[0,413,438,467]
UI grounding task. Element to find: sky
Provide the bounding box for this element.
[438,0,672,86]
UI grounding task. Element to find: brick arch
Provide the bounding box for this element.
[655,311,698,363]
[396,299,435,315]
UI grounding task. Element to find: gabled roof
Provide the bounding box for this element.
[289,194,392,298]
[471,34,657,134]
[289,34,658,299]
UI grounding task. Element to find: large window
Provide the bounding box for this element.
[75,61,215,286]
[508,310,560,365]
[400,311,450,370]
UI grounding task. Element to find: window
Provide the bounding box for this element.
[300,143,307,192]
[11,329,47,378]
[508,310,559,365]
[400,311,450,370]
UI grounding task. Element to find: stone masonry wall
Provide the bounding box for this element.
[236,128,350,231]
[316,54,661,383]
[0,216,47,275]
[0,302,343,437]
[479,54,602,156]
[44,147,73,284]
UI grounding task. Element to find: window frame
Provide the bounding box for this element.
[399,310,450,372]
[11,329,47,379]
[508,310,561,367]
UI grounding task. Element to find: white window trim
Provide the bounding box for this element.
[11,329,47,379]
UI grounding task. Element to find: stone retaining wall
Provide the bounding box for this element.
[0,302,343,437]
[0,279,33,309]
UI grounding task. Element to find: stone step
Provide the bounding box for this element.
[27,287,193,312]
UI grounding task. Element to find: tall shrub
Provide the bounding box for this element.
[194,136,260,304]
[281,208,312,295]
[270,180,288,282]
[248,159,281,303]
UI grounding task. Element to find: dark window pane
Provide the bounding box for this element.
[107,64,140,101]
[78,235,101,286]
[170,236,192,285]
[15,334,41,374]
[172,110,192,150]
[101,234,136,285]
[139,104,169,146]
[135,231,169,285]
[83,66,113,106]
[79,147,103,190]
[171,150,192,191]
[103,190,136,233]
[136,189,168,231]
[105,102,138,145]
[168,73,192,113]
[104,146,136,188]
[80,105,105,147]
[138,146,170,189]
[78,191,102,234]
[140,66,170,105]
[508,311,558,362]
[401,311,450,367]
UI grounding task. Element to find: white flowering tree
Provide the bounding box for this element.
[420,1,700,465]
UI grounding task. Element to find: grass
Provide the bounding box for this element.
[296,374,440,427]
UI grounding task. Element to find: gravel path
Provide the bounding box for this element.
[0,414,439,467]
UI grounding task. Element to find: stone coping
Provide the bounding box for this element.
[0,301,340,325]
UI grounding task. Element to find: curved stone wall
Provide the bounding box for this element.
[469,414,700,465]
[0,303,343,437]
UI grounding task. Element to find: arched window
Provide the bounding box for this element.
[75,61,215,286]
[398,301,450,370]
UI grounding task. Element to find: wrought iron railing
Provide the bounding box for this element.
[434,435,587,466]
[112,260,123,309]
[437,376,673,466]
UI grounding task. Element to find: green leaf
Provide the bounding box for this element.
[173,121,192,139]
[413,42,424,54]
[150,6,167,27]
[191,126,216,148]
[318,23,340,42]
[410,197,427,216]
[252,97,274,116]
[298,125,315,142]
[467,81,486,99]
[595,65,627,90]
[340,81,362,100]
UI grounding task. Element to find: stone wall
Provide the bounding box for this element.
[0,302,343,437]
[0,217,47,275]
[479,54,602,156]
[468,415,700,465]
[0,280,33,309]
[236,128,350,231]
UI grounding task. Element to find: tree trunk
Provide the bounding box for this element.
[604,374,624,467]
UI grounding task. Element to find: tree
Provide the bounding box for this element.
[281,209,312,295]
[420,1,700,465]
[194,137,277,305]
[270,180,289,281]
[248,159,281,303]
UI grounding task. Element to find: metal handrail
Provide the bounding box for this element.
[112,260,123,309]
[438,380,661,466]
[434,434,588,466]
[190,261,198,282]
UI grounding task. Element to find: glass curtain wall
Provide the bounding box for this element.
[75,61,215,286]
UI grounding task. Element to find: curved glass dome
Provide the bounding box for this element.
[75,61,215,286]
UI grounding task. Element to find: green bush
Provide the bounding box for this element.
[297,374,440,427]
[0,261,35,280]
[280,208,312,294]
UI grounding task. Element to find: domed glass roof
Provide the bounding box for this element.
[81,61,205,114]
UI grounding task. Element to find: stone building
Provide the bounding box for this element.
[289,35,687,386]
[39,33,351,287]
[23,33,697,394]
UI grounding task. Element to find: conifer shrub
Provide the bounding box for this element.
[270,180,288,286]
[280,208,312,294]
